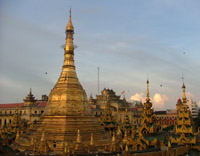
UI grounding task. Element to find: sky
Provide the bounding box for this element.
[0,0,200,110]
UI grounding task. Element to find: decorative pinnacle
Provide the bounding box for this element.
[40,130,45,142]
[90,133,94,145]
[146,79,150,101]
[182,83,187,104]
[66,8,74,31]
[76,129,81,143]
[112,132,116,142]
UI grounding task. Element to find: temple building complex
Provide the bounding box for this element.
[0,9,200,156]
[0,90,47,128]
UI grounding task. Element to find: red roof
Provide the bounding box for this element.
[0,103,24,108]
[0,101,47,108]
[177,98,182,103]
[35,101,47,107]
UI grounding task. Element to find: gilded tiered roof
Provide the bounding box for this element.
[170,83,197,145]
[138,80,158,135]
[23,88,36,106]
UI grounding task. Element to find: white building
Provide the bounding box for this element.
[188,98,199,118]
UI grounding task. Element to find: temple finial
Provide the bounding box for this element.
[182,82,187,104]
[40,130,45,142]
[146,79,150,101]
[90,133,94,145]
[65,8,74,53]
[76,129,81,143]
[66,8,74,31]
[112,132,116,142]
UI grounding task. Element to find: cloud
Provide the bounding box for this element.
[186,92,195,99]
[153,93,168,110]
[130,92,168,110]
[130,92,145,102]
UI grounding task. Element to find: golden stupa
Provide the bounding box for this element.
[11,9,111,155]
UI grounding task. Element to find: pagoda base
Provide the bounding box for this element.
[11,115,111,154]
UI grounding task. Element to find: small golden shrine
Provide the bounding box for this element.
[99,95,116,131]
[121,108,132,133]
[138,80,158,135]
[23,88,36,106]
[170,83,197,145]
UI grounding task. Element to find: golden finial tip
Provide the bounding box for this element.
[66,8,74,31]
[182,83,185,89]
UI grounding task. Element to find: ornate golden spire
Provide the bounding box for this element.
[112,132,116,142]
[15,129,20,141]
[90,133,94,145]
[146,79,150,101]
[117,125,122,136]
[76,129,81,143]
[40,130,45,142]
[65,8,74,53]
[182,83,187,104]
[66,8,74,31]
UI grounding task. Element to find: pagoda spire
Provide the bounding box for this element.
[146,79,150,101]
[53,8,80,89]
[65,8,74,54]
[182,83,187,104]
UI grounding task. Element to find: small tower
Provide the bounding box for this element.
[170,83,197,145]
[116,125,122,140]
[88,94,95,105]
[38,130,49,154]
[122,108,132,133]
[15,129,20,141]
[23,88,36,106]
[99,95,116,131]
[138,80,157,135]
[109,132,120,152]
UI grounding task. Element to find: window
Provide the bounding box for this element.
[5,111,7,114]
[9,119,11,124]
[35,111,37,114]
[24,111,26,114]
[10,111,12,114]
[41,110,44,114]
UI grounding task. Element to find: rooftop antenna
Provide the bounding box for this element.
[97,67,100,95]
